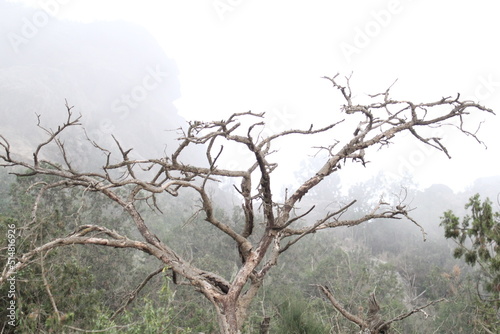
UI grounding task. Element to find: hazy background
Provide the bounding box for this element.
[1,0,499,193]
[1,2,499,332]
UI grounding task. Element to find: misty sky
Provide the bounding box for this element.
[4,0,500,192]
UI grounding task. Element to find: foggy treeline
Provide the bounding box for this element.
[1,162,499,333]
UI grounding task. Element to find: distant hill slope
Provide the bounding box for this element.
[0,0,191,167]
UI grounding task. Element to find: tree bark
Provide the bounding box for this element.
[214,298,242,334]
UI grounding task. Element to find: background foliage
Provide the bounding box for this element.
[1,167,499,333]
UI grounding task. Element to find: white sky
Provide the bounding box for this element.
[9,0,500,192]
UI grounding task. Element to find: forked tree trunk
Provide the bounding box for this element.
[214,299,243,334]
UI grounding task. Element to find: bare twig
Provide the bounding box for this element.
[40,252,61,323]
[33,101,81,167]
[111,267,166,320]
[376,298,446,331]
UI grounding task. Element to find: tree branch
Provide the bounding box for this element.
[111,266,166,320]
[376,298,446,331]
[315,284,367,329]
[33,100,81,167]
[0,225,163,285]
[40,252,61,323]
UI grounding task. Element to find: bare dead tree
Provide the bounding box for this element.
[316,285,445,333]
[0,76,494,333]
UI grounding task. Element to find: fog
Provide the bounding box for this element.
[1,0,499,193]
[2,2,500,331]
